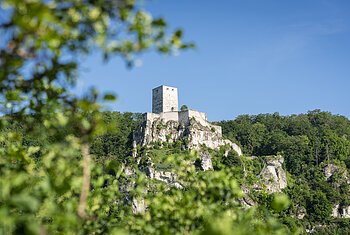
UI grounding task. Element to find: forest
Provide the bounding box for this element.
[2,110,350,234]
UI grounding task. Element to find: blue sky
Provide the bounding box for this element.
[78,0,350,121]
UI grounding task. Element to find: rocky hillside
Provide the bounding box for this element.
[10,110,349,234]
[133,113,242,156]
[130,113,290,215]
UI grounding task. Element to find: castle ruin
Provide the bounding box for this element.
[133,85,242,155]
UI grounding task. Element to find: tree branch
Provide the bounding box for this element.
[78,143,91,219]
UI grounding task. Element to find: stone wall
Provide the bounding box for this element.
[160,112,179,122]
[179,110,207,126]
[178,110,190,126]
[145,111,179,122]
[162,86,178,113]
[152,85,178,113]
[152,86,163,114]
[188,110,207,126]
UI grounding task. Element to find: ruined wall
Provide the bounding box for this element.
[179,110,212,127]
[188,110,207,126]
[144,112,179,124]
[160,112,179,122]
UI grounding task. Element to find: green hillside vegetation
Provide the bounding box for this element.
[2,110,350,234]
[1,112,292,234]
[217,110,350,234]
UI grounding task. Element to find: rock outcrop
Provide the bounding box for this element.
[120,165,147,214]
[132,197,146,214]
[255,156,287,193]
[332,204,350,218]
[145,166,183,189]
[239,186,257,208]
[133,112,242,156]
[324,164,350,218]
[199,151,213,171]
[324,164,350,184]
[296,206,306,219]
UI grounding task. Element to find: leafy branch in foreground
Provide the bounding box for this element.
[0,0,193,233]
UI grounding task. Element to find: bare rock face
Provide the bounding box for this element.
[123,165,135,177]
[119,165,146,215]
[324,164,350,218]
[185,120,242,156]
[239,186,256,208]
[296,206,306,219]
[238,156,288,209]
[199,151,213,171]
[256,156,287,193]
[135,118,182,146]
[324,164,340,180]
[133,113,242,156]
[145,166,183,189]
[132,197,146,214]
[332,204,350,218]
[324,164,350,185]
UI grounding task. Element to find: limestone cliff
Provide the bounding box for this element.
[236,155,288,209]
[324,164,350,218]
[324,163,350,185]
[253,156,288,193]
[199,151,213,171]
[133,111,242,156]
[332,204,350,218]
[145,165,183,189]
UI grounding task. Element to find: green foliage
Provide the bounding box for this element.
[218,110,350,230]
[306,191,332,222]
[272,194,290,212]
[221,151,241,167]
[180,105,188,111]
[0,0,193,234]
[90,112,142,162]
[123,156,292,235]
[1,111,296,234]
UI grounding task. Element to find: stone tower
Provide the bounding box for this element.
[152,85,178,114]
